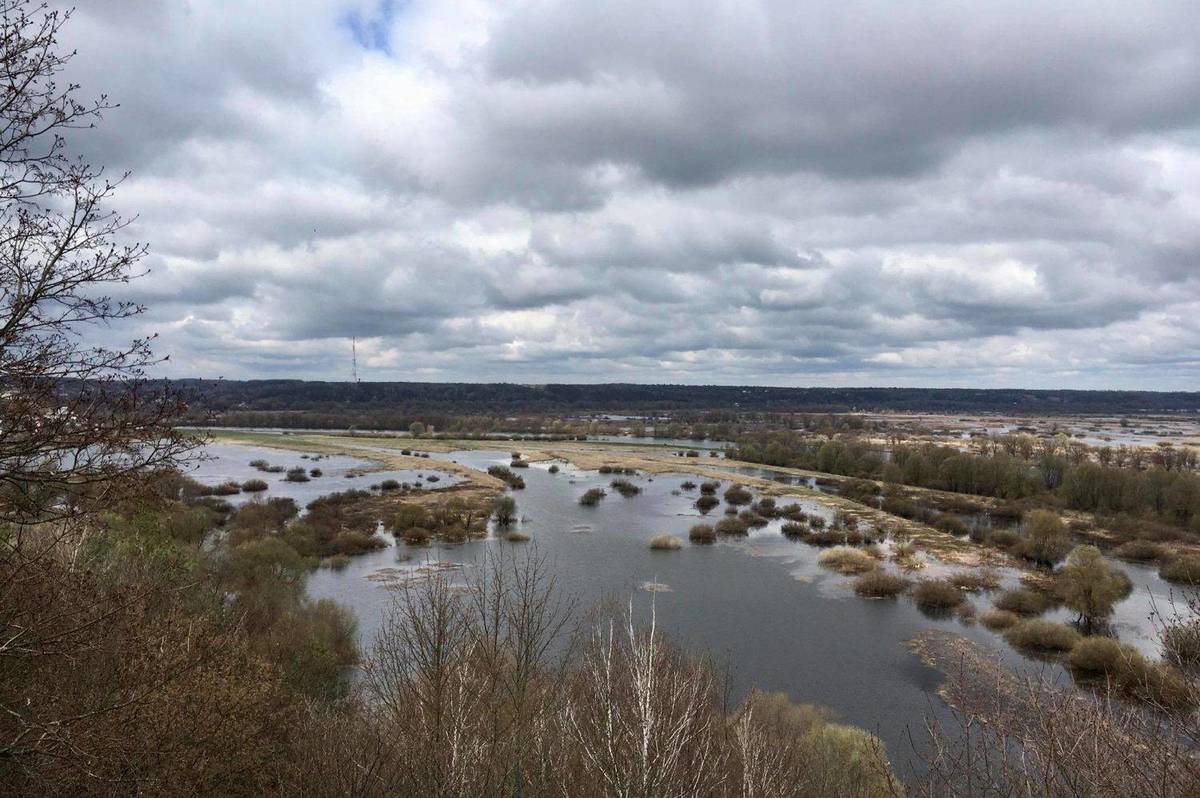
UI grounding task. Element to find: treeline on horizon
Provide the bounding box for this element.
[171,379,1200,423]
[732,432,1200,536]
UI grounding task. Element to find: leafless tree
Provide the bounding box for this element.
[1,0,193,532]
[909,632,1200,797]
[562,602,728,798]
[0,1,196,779]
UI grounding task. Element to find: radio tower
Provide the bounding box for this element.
[351,337,359,383]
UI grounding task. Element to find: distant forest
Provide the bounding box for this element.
[175,380,1200,427]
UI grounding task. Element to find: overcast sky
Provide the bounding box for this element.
[62,1,1200,388]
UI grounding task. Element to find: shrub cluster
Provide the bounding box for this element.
[610,478,641,497]
[487,465,526,490]
[579,488,607,507]
[853,570,909,598]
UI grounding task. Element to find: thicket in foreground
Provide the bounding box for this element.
[349,548,902,797]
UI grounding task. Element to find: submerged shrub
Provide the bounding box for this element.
[689,523,716,544]
[504,530,530,542]
[738,510,769,528]
[393,504,430,531]
[1017,510,1071,566]
[995,587,1048,616]
[980,609,1020,631]
[778,503,807,521]
[211,481,242,496]
[680,480,697,490]
[913,579,964,610]
[493,495,518,526]
[1160,555,1200,586]
[781,521,809,540]
[285,467,310,483]
[579,488,607,506]
[1057,545,1131,629]
[715,517,748,536]
[548,464,560,474]
[648,533,683,551]
[695,495,720,513]
[379,479,400,491]
[241,478,269,492]
[402,527,432,545]
[610,478,641,497]
[1069,637,1140,675]
[1113,540,1166,562]
[699,481,720,495]
[853,570,909,598]
[807,528,851,547]
[947,569,1001,593]
[723,485,753,505]
[487,465,526,489]
[818,546,878,575]
[1163,619,1200,670]
[1004,619,1080,652]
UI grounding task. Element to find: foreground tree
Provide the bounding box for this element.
[1,1,196,782]
[0,0,191,530]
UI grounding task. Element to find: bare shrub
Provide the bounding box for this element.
[911,632,1200,797]
[854,570,909,598]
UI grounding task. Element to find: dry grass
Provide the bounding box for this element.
[817,546,879,575]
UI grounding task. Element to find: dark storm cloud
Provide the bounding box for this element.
[54,0,1200,388]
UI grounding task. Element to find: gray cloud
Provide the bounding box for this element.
[54,0,1200,389]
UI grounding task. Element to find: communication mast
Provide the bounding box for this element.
[351,337,359,383]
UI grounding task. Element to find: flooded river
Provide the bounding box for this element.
[198,441,1177,770]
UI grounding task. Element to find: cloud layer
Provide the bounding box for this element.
[60,0,1200,388]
